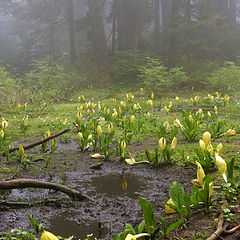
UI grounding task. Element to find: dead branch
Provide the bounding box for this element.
[0,198,68,208]
[206,214,240,240]
[6,129,70,154]
[0,178,93,201]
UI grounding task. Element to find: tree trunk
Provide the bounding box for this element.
[111,0,117,55]
[66,0,75,64]
[153,0,160,48]
[116,0,138,51]
[161,0,171,32]
[167,0,180,67]
[88,0,110,87]
[228,0,237,22]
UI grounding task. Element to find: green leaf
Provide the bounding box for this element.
[169,181,184,218]
[27,215,39,233]
[227,157,235,180]
[136,220,145,234]
[166,220,184,235]
[138,196,156,235]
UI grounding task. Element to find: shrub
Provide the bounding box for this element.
[207,61,240,91]
[0,66,17,104]
[23,58,84,103]
[111,50,152,83]
[138,57,189,94]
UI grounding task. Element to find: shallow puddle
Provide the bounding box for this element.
[49,211,109,239]
[90,173,144,198]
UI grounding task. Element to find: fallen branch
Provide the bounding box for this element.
[207,214,240,240]
[0,198,68,208]
[0,178,93,201]
[2,129,70,156]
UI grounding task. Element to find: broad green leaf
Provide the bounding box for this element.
[138,196,156,235]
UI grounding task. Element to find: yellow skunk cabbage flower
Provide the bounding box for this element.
[216,155,227,183]
[40,230,59,240]
[130,115,135,123]
[226,129,236,136]
[120,101,126,108]
[121,140,126,152]
[78,105,83,113]
[159,137,167,150]
[45,130,51,138]
[195,120,200,128]
[97,125,102,136]
[118,107,122,116]
[164,121,169,130]
[199,139,205,152]
[175,96,179,102]
[78,132,83,141]
[0,130,4,138]
[76,111,82,121]
[190,97,194,103]
[125,156,136,165]
[171,137,177,150]
[208,94,214,100]
[207,111,211,117]
[197,108,203,115]
[17,103,21,109]
[90,153,104,159]
[133,104,137,110]
[112,111,117,118]
[63,118,67,125]
[1,120,8,130]
[151,92,154,99]
[214,106,218,114]
[194,95,199,102]
[23,117,28,127]
[140,87,144,92]
[147,99,153,107]
[108,123,114,134]
[196,161,205,186]
[164,106,169,113]
[209,182,213,197]
[188,115,193,123]
[202,131,211,147]
[19,144,24,157]
[88,134,93,140]
[125,233,150,240]
[207,143,213,156]
[165,198,176,214]
[216,143,223,156]
[223,94,230,102]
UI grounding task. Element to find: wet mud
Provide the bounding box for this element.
[0,140,237,239]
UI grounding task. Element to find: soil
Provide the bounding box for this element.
[0,139,239,239]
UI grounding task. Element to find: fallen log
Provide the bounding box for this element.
[1,129,70,156]
[0,178,93,201]
[207,214,240,240]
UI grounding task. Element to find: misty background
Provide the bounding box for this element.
[0,0,240,103]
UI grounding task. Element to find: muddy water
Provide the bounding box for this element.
[0,141,194,239]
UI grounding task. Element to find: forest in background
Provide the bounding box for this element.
[0,0,240,103]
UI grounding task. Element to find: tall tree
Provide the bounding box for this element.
[167,0,180,67]
[153,0,160,48]
[66,0,75,64]
[88,0,109,86]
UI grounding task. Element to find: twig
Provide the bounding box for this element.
[0,178,93,201]
[206,214,224,240]
[7,129,70,154]
[0,198,69,208]
[207,214,240,240]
